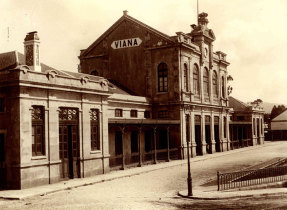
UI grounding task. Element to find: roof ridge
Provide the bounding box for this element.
[230,96,250,108]
[124,15,173,41]
[81,14,174,57]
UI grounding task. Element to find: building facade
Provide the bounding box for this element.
[0,12,265,189]
[79,11,231,159]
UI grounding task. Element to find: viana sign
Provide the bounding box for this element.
[111,38,142,49]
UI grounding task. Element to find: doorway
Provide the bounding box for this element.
[59,108,80,180]
[214,125,220,152]
[205,124,211,154]
[59,125,79,179]
[0,133,6,189]
[195,125,202,156]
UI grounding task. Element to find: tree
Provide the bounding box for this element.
[251,99,263,107]
[270,105,286,120]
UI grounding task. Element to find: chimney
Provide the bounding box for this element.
[123,10,128,16]
[24,31,41,72]
[198,12,209,28]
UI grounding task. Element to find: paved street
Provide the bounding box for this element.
[1,141,287,209]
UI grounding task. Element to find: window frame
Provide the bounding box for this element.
[221,76,225,98]
[183,63,189,91]
[31,106,45,156]
[130,110,138,118]
[203,68,209,97]
[158,110,169,119]
[90,109,100,151]
[115,109,123,117]
[144,111,150,119]
[158,62,168,92]
[212,71,218,98]
[193,64,200,95]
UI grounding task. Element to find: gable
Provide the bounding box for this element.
[272,110,287,121]
[80,15,175,58]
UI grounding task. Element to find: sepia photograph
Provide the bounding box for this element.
[0,0,287,209]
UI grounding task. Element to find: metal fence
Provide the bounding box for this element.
[217,165,287,191]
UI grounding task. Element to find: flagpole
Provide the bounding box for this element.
[197,0,199,24]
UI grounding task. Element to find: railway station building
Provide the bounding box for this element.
[0,11,264,189]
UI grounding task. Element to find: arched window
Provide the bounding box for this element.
[193,64,200,95]
[212,71,218,98]
[203,68,209,96]
[158,62,168,92]
[90,70,99,76]
[183,63,188,91]
[221,76,225,98]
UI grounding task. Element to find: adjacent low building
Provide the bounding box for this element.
[229,96,264,149]
[270,109,287,140]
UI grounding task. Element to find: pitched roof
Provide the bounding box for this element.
[272,109,287,121]
[229,96,251,112]
[80,14,175,57]
[0,51,56,72]
[0,51,19,70]
[107,79,137,95]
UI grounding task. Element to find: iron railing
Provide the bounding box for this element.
[218,165,287,191]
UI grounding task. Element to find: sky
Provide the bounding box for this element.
[1,0,287,104]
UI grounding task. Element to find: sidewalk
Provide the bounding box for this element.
[0,141,281,200]
[178,186,287,200]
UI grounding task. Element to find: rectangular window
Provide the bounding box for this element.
[130,110,137,118]
[31,106,45,156]
[90,109,100,151]
[144,111,150,118]
[0,98,4,112]
[115,109,123,117]
[158,110,169,119]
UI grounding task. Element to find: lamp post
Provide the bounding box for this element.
[186,138,192,196]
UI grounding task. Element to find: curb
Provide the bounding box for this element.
[0,142,276,200]
[178,188,287,200]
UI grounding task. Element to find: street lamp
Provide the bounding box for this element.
[186,114,192,196]
[186,137,192,196]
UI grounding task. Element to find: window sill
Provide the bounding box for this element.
[90,150,101,154]
[156,92,168,95]
[31,156,46,160]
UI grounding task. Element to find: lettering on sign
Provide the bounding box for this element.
[111,38,142,49]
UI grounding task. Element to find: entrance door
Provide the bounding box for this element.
[214,125,220,152]
[205,125,211,154]
[195,125,202,156]
[115,131,123,156]
[59,125,79,179]
[238,126,243,147]
[0,133,6,189]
